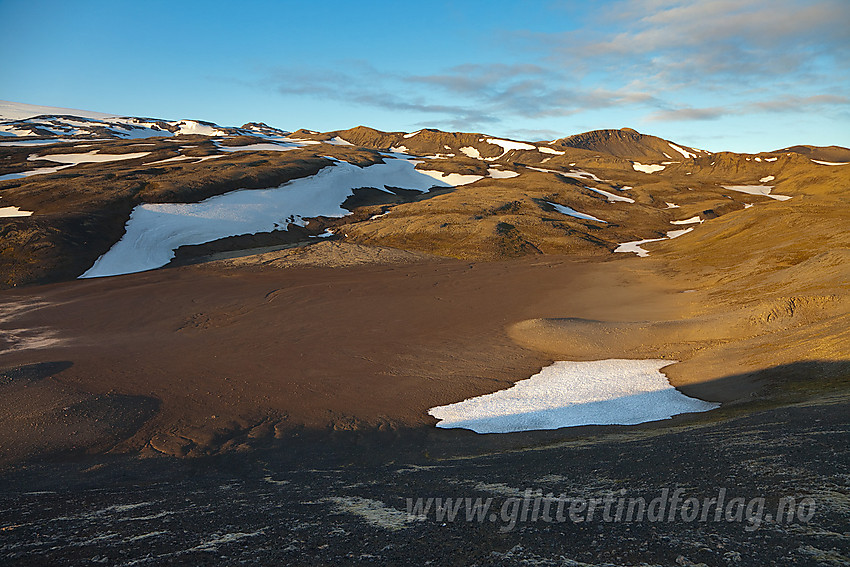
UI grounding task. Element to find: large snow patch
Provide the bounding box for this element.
[429,359,718,433]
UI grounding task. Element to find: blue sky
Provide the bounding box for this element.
[1,0,847,152]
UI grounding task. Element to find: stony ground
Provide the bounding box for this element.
[1,392,848,567]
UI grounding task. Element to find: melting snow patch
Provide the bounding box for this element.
[486,138,536,152]
[403,130,422,139]
[545,201,606,223]
[81,159,460,277]
[722,184,791,201]
[173,120,227,136]
[759,175,775,183]
[325,136,354,146]
[670,216,703,225]
[585,186,635,203]
[764,157,778,162]
[28,150,150,164]
[811,160,850,166]
[615,237,666,257]
[0,206,33,217]
[632,162,666,173]
[460,146,481,159]
[537,146,565,155]
[428,359,718,433]
[488,168,519,179]
[416,169,483,186]
[666,227,694,239]
[665,202,680,209]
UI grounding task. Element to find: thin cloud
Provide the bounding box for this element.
[265,1,849,133]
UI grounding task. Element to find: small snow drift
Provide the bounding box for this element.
[81,159,461,278]
[544,201,606,223]
[428,359,718,433]
[632,162,666,173]
[614,237,666,257]
[28,150,151,164]
[416,169,483,186]
[670,216,703,225]
[722,185,791,201]
[459,146,481,159]
[0,206,33,218]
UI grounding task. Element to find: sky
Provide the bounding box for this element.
[0,0,847,152]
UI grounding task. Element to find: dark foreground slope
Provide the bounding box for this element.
[1,390,847,566]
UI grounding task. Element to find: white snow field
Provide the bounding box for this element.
[721,185,791,201]
[544,201,606,223]
[487,168,520,179]
[0,206,33,217]
[416,169,484,186]
[632,162,666,173]
[428,359,718,433]
[485,138,536,159]
[537,146,565,155]
[670,216,703,225]
[29,150,150,165]
[585,186,635,203]
[668,142,696,159]
[614,237,666,257]
[615,225,694,257]
[811,160,850,166]
[81,159,462,278]
[459,146,481,159]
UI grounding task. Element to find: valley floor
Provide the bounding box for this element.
[0,242,847,566]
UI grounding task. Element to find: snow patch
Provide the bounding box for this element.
[722,185,791,201]
[585,186,635,203]
[759,175,775,183]
[537,146,565,155]
[665,202,680,209]
[325,136,354,146]
[416,170,483,186]
[488,168,519,179]
[173,120,227,137]
[667,143,696,159]
[28,150,150,164]
[666,227,694,239]
[614,238,666,257]
[811,160,850,166]
[81,159,461,278]
[632,162,666,173]
[428,359,718,433]
[0,206,33,217]
[544,201,606,223]
[459,146,481,159]
[670,216,703,225]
